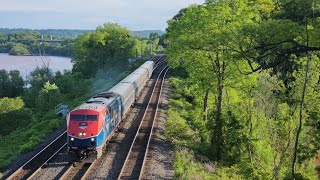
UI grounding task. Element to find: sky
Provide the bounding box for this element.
[0,0,205,30]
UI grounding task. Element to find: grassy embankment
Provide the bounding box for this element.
[166,70,244,179]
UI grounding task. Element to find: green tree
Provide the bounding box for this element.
[8,43,29,55]
[55,71,73,94]
[0,33,7,44]
[166,0,262,161]
[72,22,135,78]
[0,70,24,98]
[0,97,24,114]
[8,70,24,97]
[36,81,61,112]
[24,67,54,108]
[0,70,10,98]
[149,32,159,41]
[165,0,320,178]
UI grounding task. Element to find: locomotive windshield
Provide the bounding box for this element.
[70,114,98,121]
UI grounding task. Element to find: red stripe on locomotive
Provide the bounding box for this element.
[68,106,106,138]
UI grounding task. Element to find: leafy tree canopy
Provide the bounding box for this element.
[72,22,135,78]
[0,97,24,114]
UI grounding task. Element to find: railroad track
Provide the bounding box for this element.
[82,63,168,179]
[59,162,93,180]
[150,54,165,66]
[53,58,167,180]
[33,56,165,179]
[139,65,169,180]
[6,55,167,180]
[7,131,67,180]
[118,65,169,179]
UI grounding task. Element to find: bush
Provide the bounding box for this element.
[174,149,212,179]
[0,97,24,114]
[174,149,244,179]
[166,109,194,145]
[36,81,61,112]
[0,109,32,136]
[8,43,29,55]
[19,141,38,153]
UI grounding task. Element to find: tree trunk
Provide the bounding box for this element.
[247,98,254,167]
[215,52,225,161]
[291,21,311,179]
[203,90,209,121]
[216,81,223,161]
[208,51,225,161]
[291,53,310,179]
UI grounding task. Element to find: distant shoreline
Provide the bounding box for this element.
[0,53,71,58]
[0,53,73,79]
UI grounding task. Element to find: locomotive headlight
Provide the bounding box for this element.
[79,133,83,136]
[91,138,94,142]
[71,137,74,141]
[83,133,86,136]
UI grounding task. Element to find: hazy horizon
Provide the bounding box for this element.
[0,0,205,30]
[0,27,165,31]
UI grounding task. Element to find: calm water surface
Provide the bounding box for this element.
[0,53,72,78]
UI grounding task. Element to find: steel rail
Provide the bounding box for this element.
[7,55,166,180]
[80,161,96,180]
[59,162,92,180]
[7,131,67,180]
[139,67,169,179]
[58,164,73,180]
[117,65,168,179]
[80,62,167,179]
[26,143,67,179]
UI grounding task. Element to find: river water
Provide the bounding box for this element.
[0,53,72,78]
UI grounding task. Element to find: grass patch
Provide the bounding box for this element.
[0,111,63,169]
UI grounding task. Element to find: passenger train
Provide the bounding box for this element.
[67,60,154,162]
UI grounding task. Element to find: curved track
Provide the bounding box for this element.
[6,55,166,180]
[139,66,169,180]
[118,66,169,179]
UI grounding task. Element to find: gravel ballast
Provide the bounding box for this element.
[141,72,174,180]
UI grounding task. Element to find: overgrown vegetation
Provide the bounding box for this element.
[166,0,320,179]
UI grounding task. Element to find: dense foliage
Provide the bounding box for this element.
[0,28,165,58]
[0,31,73,56]
[72,23,162,78]
[165,0,320,179]
[0,70,24,98]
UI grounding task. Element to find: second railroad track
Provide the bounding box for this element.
[118,65,169,179]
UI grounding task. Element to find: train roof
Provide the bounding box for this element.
[131,68,148,75]
[143,61,154,65]
[72,94,117,113]
[86,97,115,105]
[107,82,134,99]
[72,103,106,112]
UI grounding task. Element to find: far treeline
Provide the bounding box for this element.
[165,0,320,179]
[0,28,164,38]
[0,32,74,56]
[0,23,164,174]
[0,28,165,57]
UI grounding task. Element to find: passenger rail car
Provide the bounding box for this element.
[67,60,155,162]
